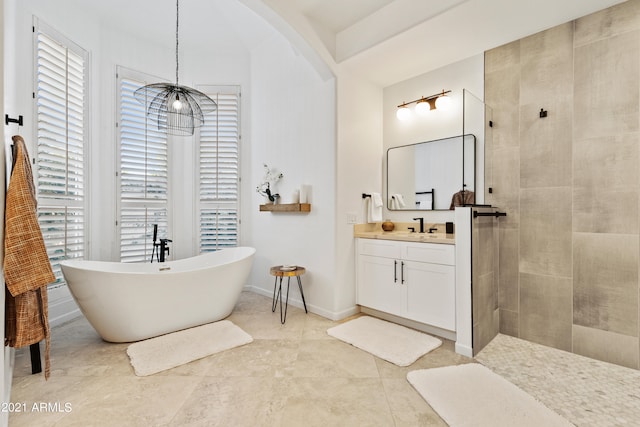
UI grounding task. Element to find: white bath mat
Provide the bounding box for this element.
[127,320,253,376]
[326,316,442,366]
[407,364,574,427]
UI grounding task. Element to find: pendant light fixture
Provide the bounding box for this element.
[134,0,217,136]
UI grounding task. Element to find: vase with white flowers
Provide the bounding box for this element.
[256,163,284,204]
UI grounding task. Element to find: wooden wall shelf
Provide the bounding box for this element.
[260,203,311,213]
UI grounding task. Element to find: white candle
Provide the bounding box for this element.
[299,185,309,203]
[291,190,300,204]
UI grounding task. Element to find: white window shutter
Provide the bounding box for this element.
[117,69,169,262]
[198,88,240,251]
[35,24,87,287]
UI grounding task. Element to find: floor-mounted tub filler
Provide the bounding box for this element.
[60,247,256,343]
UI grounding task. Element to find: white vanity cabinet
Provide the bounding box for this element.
[356,238,456,331]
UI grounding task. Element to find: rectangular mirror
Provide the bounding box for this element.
[387,134,475,210]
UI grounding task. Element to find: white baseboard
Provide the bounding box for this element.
[455,342,473,358]
[243,286,359,321]
[48,293,82,328]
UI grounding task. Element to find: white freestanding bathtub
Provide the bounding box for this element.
[60,247,255,343]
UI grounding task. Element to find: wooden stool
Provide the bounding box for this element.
[270,266,308,324]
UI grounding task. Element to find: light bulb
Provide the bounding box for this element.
[415,99,431,116]
[435,94,451,110]
[172,98,183,110]
[396,106,411,121]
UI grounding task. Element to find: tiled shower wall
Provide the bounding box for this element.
[471,208,500,355]
[485,0,640,369]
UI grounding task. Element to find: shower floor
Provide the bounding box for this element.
[476,333,640,426]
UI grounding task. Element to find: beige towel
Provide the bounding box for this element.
[4,135,54,379]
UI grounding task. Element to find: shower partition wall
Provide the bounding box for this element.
[458,90,501,356]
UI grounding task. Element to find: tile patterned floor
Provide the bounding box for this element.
[10,292,640,426]
[9,292,471,426]
[476,334,640,427]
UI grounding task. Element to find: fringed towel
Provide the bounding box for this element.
[4,135,55,379]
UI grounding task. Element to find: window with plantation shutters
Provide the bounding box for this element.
[117,68,169,262]
[198,86,240,252]
[34,21,88,288]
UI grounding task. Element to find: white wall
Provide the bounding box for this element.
[382,54,485,225]
[1,1,10,422]
[334,72,383,316]
[246,32,337,317]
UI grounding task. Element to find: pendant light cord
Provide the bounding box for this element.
[175,0,179,87]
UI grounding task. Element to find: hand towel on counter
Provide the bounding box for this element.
[4,135,55,379]
[367,192,383,223]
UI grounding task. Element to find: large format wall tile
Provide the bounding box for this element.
[574,0,640,47]
[519,102,572,189]
[485,66,520,151]
[573,232,639,337]
[484,39,520,74]
[573,133,639,234]
[473,216,496,277]
[520,23,574,105]
[574,31,640,141]
[489,146,520,229]
[498,228,519,312]
[499,308,519,337]
[519,187,572,278]
[573,324,639,369]
[518,24,574,189]
[519,272,573,351]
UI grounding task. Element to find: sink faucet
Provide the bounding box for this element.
[412,217,425,233]
[428,226,438,234]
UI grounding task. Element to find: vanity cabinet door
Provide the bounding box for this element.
[356,254,403,315]
[355,238,456,332]
[403,260,455,330]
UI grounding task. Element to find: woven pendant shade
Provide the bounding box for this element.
[134,0,216,136]
[134,83,217,136]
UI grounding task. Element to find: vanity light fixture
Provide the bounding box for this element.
[134,0,217,136]
[435,90,452,110]
[396,105,411,120]
[396,89,451,120]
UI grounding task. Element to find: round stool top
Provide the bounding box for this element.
[270,265,306,277]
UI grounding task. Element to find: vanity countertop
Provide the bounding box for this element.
[354,223,454,245]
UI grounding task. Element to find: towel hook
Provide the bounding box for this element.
[5,114,23,127]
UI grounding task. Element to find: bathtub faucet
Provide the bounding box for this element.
[151,224,172,263]
[158,238,172,263]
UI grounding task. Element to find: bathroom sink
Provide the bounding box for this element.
[382,232,450,242]
[353,227,454,244]
[392,232,441,237]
